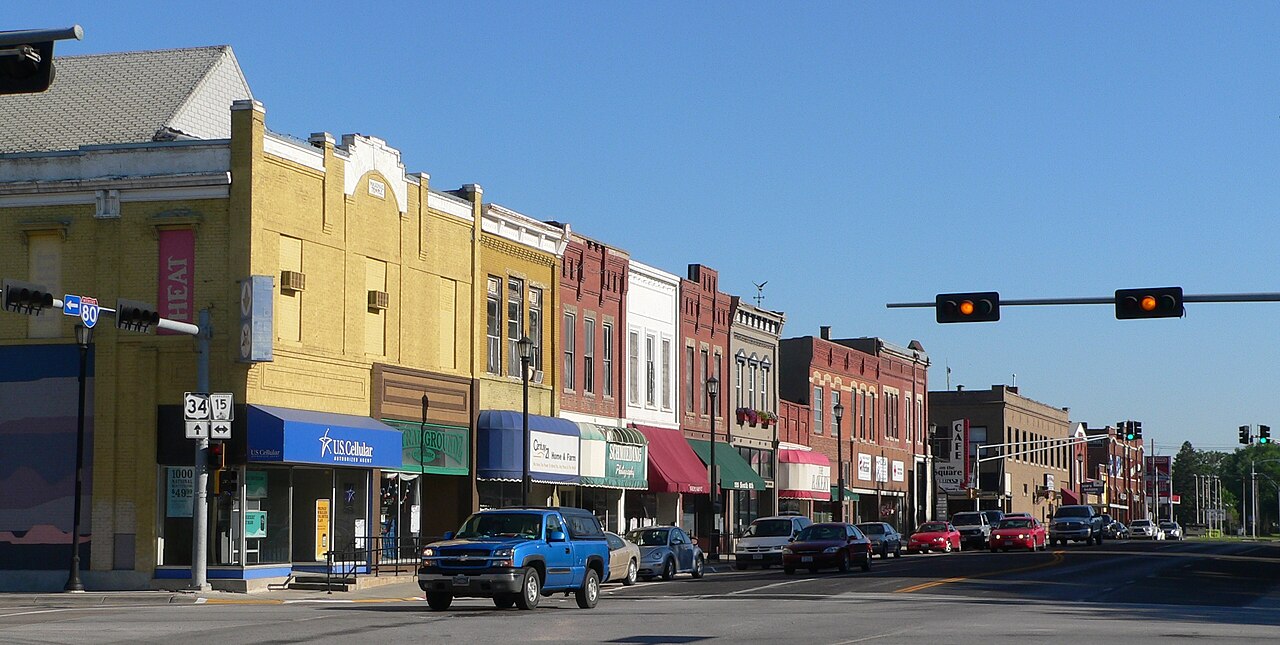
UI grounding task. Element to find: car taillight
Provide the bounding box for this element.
[866,542,873,553]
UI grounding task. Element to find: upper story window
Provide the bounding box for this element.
[661,338,672,410]
[583,317,596,394]
[813,387,824,435]
[685,346,695,413]
[645,335,657,406]
[629,330,641,405]
[528,287,543,371]
[563,312,576,390]
[760,357,771,413]
[602,323,614,398]
[506,278,524,377]
[486,277,501,374]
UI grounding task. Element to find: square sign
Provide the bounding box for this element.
[183,392,210,421]
[185,420,209,439]
[210,421,231,440]
[209,393,234,421]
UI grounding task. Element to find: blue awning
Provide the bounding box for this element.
[477,410,580,485]
[247,405,402,468]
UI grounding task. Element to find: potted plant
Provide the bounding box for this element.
[758,410,778,427]
[735,407,751,424]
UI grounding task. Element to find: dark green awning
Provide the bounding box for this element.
[686,439,767,491]
[829,486,861,501]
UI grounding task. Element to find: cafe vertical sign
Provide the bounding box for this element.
[157,228,195,335]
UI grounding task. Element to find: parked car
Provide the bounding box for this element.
[856,522,903,559]
[1104,520,1130,540]
[908,521,962,554]
[782,522,873,574]
[1130,519,1164,540]
[951,511,991,548]
[1158,520,1184,540]
[604,531,641,586]
[418,507,610,611]
[733,514,812,569]
[1049,504,1105,546]
[624,526,706,581]
[988,517,1047,552]
[981,509,1006,528]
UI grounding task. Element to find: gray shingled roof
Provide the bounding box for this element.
[0,45,252,154]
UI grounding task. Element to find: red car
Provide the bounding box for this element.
[782,523,873,574]
[907,521,962,554]
[988,517,1047,552]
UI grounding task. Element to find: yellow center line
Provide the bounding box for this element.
[894,550,1065,594]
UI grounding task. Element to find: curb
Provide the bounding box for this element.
[0,591,200,609]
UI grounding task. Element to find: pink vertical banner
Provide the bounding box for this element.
[157,229,195,335]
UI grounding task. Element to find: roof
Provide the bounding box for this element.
[0,46,252,154]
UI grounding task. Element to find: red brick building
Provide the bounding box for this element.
[1085,425,1146,524]
[778,328,930,532]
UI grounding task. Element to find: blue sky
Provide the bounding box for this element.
[15,2,1280,453]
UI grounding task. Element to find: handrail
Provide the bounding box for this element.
[323,535,444,592]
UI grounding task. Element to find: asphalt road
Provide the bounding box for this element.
[2,540,1278,644]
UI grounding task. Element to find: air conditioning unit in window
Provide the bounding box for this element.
[367,290,389,311]
[280,270,306,293]
[532,370,544,384]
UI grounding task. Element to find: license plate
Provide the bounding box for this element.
[801,556,813,563]
[452,575,470,586]
[1003,540,1013,545]
[752,554,763,560]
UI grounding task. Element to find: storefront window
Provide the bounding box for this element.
[380,473,421,561]
[732,490,759,537]
[246,468,290,565]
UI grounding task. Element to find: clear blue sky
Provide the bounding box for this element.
[15,2,1280,454]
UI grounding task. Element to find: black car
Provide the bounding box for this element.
[1104,520,1130,540]
[855,522,903,559]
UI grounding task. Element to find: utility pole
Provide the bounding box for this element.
[191,308,211,591]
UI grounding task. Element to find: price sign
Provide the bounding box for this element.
[185,420,209,439]
[209,393,234,421]
[183,392,210,420]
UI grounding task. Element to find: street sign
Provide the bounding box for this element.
[210,421,231,440]
[209,393,234,421]
[80,296,99,328]
[62,294,81,316]
[185,420,209,439]
[183,392,210,420]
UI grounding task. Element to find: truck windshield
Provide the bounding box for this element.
[1054,507,1091,518]
[952,513,983,526]
[744,519,793,537]
[455,512,543,539]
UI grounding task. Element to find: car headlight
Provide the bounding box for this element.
[421,547,436,558]
[1017,534,1027,539]
[493,547,513,558]
[823,546,841,554]
[772,545,785,551]
[782,547,793,554]
[645,551,664,561]
[934,537,945,542]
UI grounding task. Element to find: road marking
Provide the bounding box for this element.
[727,578,814,595]
[894,550,1065,594]
[828,628,916,644]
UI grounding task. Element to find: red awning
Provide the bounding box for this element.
[1060,487,1079,504]
[631,424,708,494]
[778,448,830,465]
[778,448,831,500]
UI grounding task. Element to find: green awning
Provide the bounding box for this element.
[686,439,767,491]
[383,419,469,476]
[829,486,861,501]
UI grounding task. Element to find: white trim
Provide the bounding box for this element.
[338,134,408,213]
[427,191,473,221]
[482,203,569,256]
[264,134,325,172]
[0,184,228,207]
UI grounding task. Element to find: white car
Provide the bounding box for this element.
[733,514,812,569]
[1130,519,1165,540]
[1158,521,1184,540]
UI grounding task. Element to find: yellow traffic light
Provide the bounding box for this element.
[1140,295,1157,311]
[959,300,975,316]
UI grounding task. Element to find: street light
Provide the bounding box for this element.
[517,335,535,506]
[64,324,91,592]
[706,376,719,559]
[833,401,844,523]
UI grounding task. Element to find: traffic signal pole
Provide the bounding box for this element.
[192,308,212,591]
[889,291,1280,311]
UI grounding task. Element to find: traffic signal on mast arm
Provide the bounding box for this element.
[1115,287,1183,320]
[115,298,159,332]
[1260,425,1272,445]
[1239,425,1251,445]
[2,278,54,314]
[936,292,1000,323]
[1122,422,1135,441]
[0,26,82,95]
[1133,421,1142,440]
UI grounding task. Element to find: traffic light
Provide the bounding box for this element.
[1133,421,1142,440]
[2,278,54,314]
[1123,422,1135,441]
[936,292,1000,323]
[0,26,82,95]
[115,298,159,332]
[1115,287,1183,320]
[1239,425,1251,445]
[1260,425,1272,445]
[208,442,226,470]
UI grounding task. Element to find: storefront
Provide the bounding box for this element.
[156,404,402,590]
[378,419,469,555]
[776,446,831,521]
[630,424,707,533]
[476,411,580,508]
[686,438,767,553]
[577,424,648,533]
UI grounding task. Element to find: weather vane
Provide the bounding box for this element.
[753,281,768,307]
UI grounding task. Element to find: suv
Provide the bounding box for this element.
[951,511,991,548]
[418,507,610,611]
[1049,505,1104,546]
[734,515,812,569]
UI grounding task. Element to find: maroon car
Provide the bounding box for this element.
[782,522,873,574]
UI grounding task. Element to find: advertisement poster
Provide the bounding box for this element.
[157,228,195,335]
[245,471,268,499]
[245,511,267,539]
[891,460,905,482]
[857,454,872,481]
[315,499,330,560]
[166,467,194,517]
[530,430,579,476]
[875,456,889,483]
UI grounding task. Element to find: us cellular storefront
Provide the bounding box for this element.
[156,405,401,590]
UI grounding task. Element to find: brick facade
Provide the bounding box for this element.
[555,231,628,422]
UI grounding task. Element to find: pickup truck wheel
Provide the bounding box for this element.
[623,559,638,586]
[515,567,541,610]
[492,594,515,609]
[661,558,675,581]
[575,569,600,609]
[691,556,705,579]
[426,592,453,611]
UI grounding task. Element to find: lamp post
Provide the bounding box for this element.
[833,401,844,523]
[517,335,535,506]
[706,376,719,559]
[64,324,92,593]
[419,394,428,548]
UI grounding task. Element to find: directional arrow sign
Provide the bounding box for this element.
[210,421,231,440]
[185,420,209,439]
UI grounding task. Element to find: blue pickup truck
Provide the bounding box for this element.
[418,507,611,610]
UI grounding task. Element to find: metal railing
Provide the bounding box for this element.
[323,535,443,592]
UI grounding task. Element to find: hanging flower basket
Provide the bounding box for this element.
[736,408,750,424]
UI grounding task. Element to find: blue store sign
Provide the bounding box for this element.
[247,405,401,468]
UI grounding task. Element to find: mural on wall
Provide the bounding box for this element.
[0,344,93,570]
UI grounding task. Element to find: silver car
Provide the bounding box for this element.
[624,526,706,581]
[604,531,641,585]
[1158,520,1183,540]
[1130,519,1165,540]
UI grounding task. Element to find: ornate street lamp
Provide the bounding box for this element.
[64,324,92,592]
[833,400,845,523]
[706,376,720,559]
[517,335,535,506]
